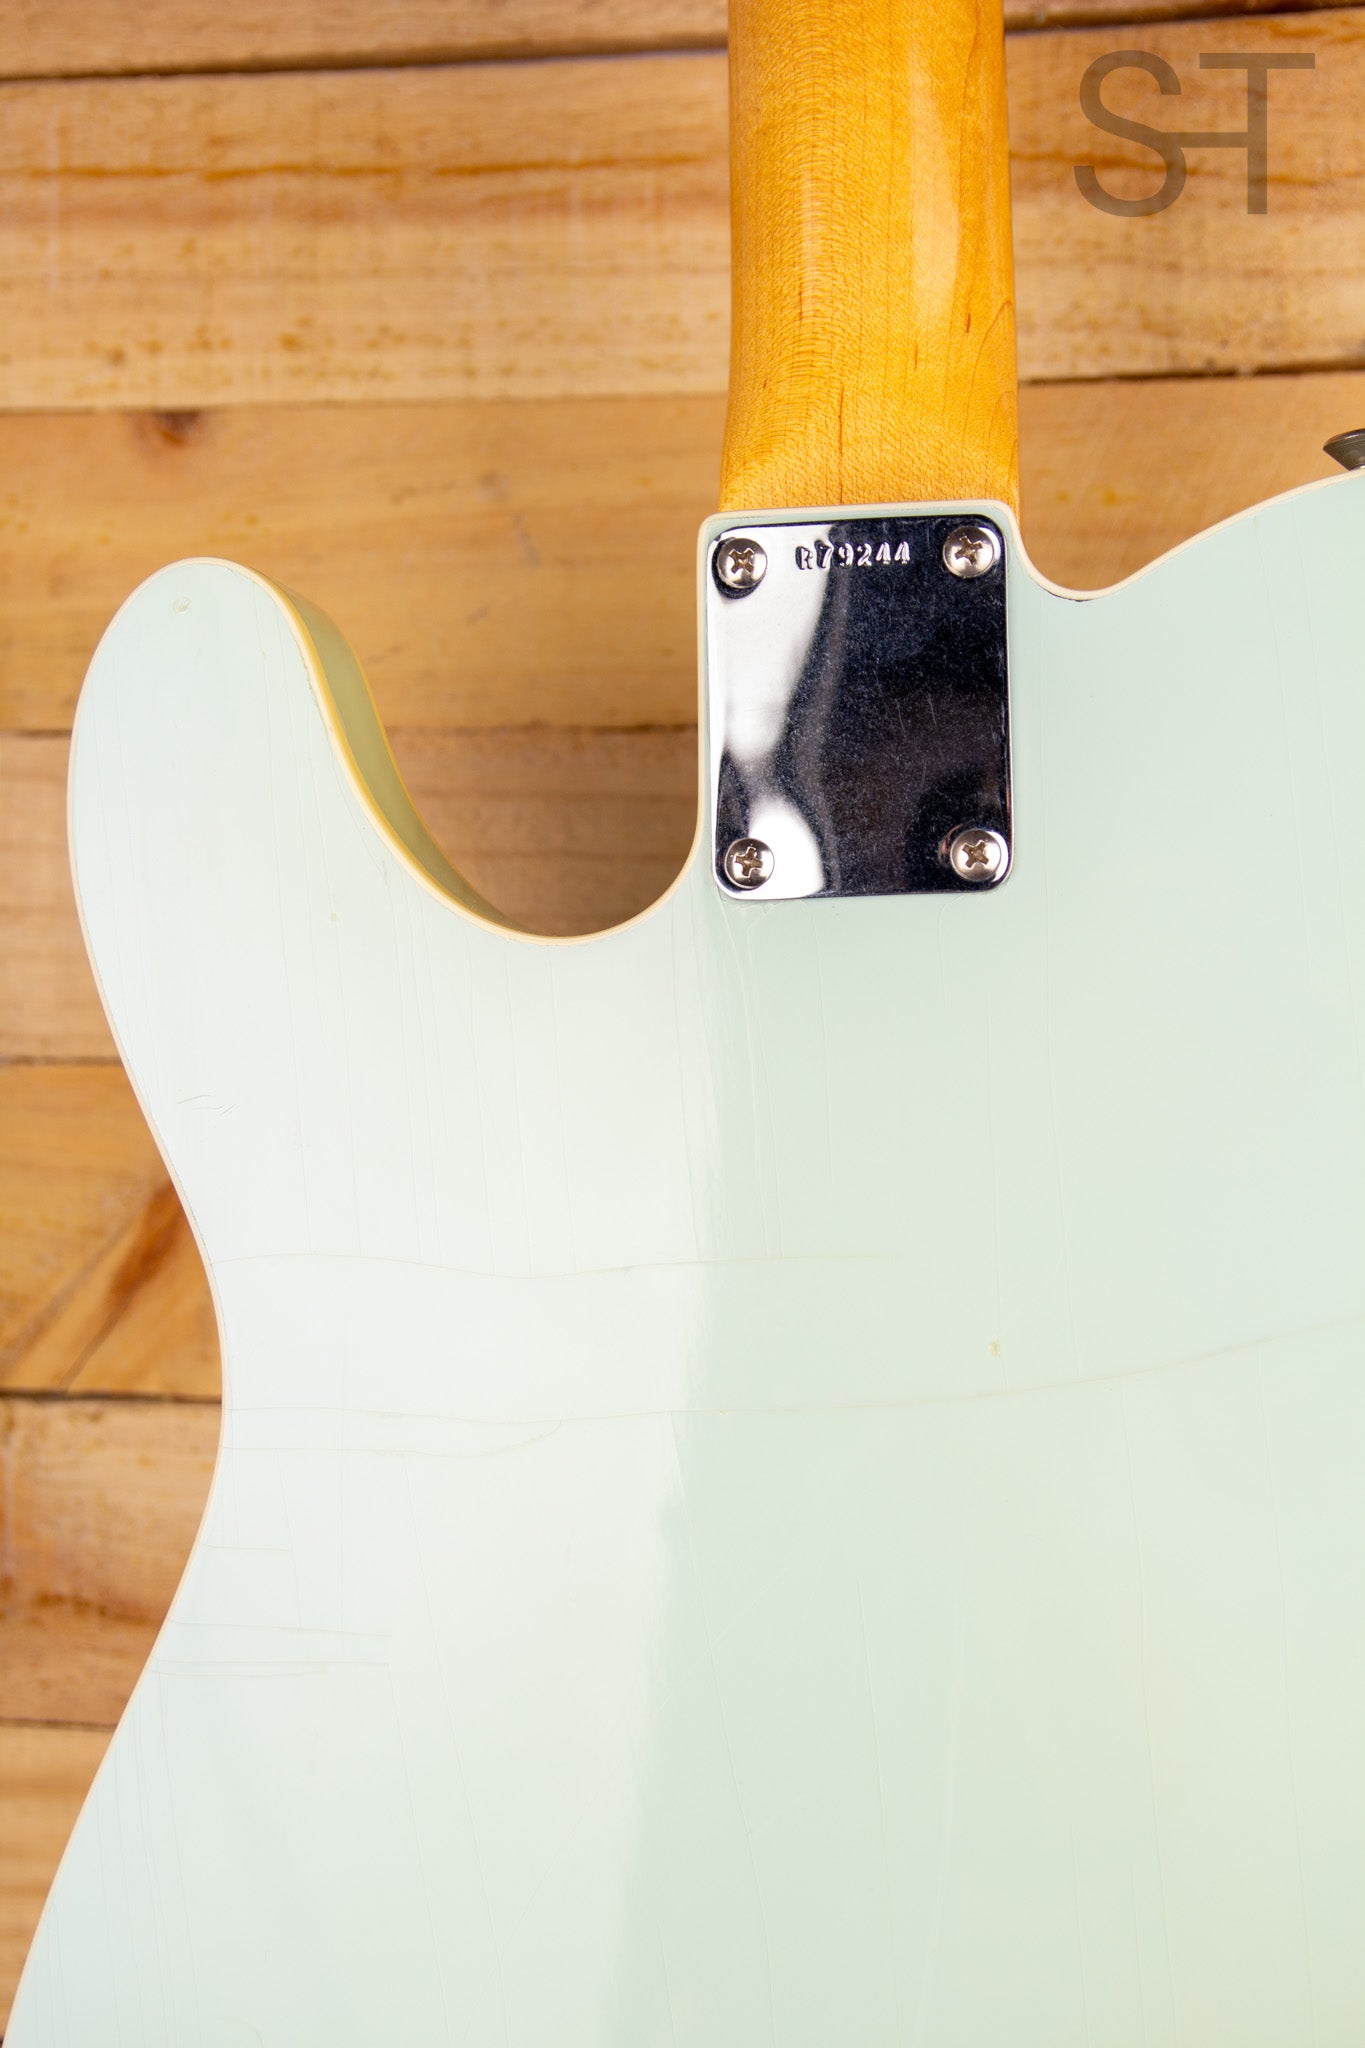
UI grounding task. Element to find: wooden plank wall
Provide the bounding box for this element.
[1,0,1362,2024]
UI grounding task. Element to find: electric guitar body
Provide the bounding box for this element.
[14,0,1365,2039]
[13,477,1365,2047]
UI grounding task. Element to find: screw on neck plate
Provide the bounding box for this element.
[942,522,1002,579]
[722,837,775,889]
[714,537,768,595]
[945,826,1009,884]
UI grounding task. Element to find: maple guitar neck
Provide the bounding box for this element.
[720,0,1020,512]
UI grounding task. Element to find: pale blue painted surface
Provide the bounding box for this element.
[12,477,1365,2045]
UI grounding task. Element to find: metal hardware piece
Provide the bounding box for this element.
[707,512,1011,901]
[942,522,1003,579]
[714,536,768,595]
[722,836,775,889]
[1325,428,1365,472]
[945,825,1009,885]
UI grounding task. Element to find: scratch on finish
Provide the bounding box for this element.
[1256,1361,1320,2047]
[107,666,166,1127]
[1072,1828,1094,2048]
[405,1454,512,2048]
[1036,658,1087,1385]
[545,965,581,1275]
[658,1927,682,2048]
[163,1731,209,2048]
[388,1653,458,2045]
[295,706,363,1255]
[258,600,316,1253]
[1288,510,1365,1156]
[502,951,535,1270]
[667,895,704,1269]
[193,1298,1365,1443]
[273,1440,307,1633]
[1256,517,1314,984]
[857,1575,904,2040]
[980,963,1007,1393]
[716,897,781,1261]
[810,921,838,1219]
[910,1523,965,2048]
[668,1414,778,2048]
[452,908,495,1275]
[1129,1858,1151,2048]
[1118,1382,1180,2046]
[403,1423,563,1463]
[392,879,429,1259]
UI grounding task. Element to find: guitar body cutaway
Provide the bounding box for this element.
[14,476,1365,2046]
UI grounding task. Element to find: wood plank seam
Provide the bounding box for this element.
[0,1058,122,1068]
[0,0,1357,83]
[0,1184,183,1390]
[0,1391,220,1408]
[0,1717,115,1732]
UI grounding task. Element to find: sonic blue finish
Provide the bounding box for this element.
[13,477,1365,2046]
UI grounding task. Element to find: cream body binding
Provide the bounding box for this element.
[12,478,1365,2045]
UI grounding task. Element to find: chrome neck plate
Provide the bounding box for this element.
[705,510,1012,902]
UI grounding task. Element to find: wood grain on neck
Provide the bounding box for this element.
[720,0,1019,512]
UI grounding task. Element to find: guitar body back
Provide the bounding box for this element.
[13,476,1365,2046]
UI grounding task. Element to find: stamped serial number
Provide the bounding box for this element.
[796,539,912,570]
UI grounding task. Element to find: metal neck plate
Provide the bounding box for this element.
[705,511,1011,901]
